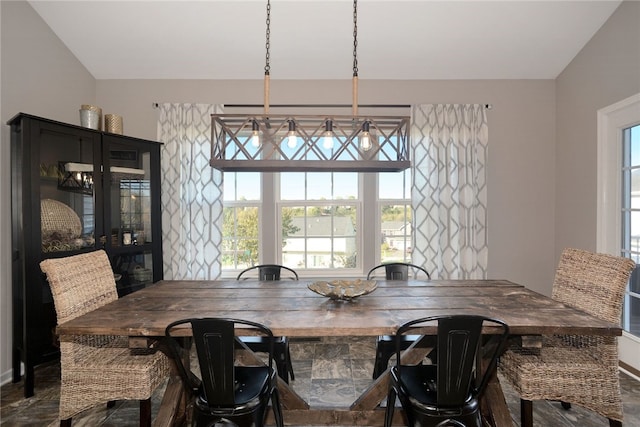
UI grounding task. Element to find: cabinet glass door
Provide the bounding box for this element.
[38,123,99,254]
[104,136,157,296]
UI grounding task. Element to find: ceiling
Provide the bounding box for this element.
[28,0,622,80]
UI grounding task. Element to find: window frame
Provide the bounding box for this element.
[596,92,640,372]
[221,169,412,278]
[274,171,363,276]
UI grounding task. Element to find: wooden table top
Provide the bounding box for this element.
[56,278,622,338]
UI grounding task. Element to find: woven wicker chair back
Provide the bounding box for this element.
[551,248,635,325]
[40,250,118,324]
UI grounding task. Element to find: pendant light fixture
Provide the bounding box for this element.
[210,0,410,172]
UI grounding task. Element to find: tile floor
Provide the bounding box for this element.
[1,336,639,426]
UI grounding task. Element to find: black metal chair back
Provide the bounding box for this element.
[234,265,298,383]
[369,262,431,379]
[165,318,284,427]
[367,262,430,280]
[237,264,299,281]
[384,315,509,427]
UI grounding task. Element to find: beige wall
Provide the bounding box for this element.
[555,0,640,257]
[96,77,558,297]
[2,0,636,385]
[0,0,96,383]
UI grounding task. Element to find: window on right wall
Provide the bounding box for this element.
[621,123,640,338]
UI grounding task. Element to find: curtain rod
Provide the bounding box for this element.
[223,104,411,109]
[151,103,410,109]
[152,103,492,109]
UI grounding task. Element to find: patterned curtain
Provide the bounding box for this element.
[411,104,489,279]
[157,103,224,279]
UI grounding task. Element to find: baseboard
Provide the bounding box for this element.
[0,364,21,387]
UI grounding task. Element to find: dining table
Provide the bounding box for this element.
[55,278,623,427]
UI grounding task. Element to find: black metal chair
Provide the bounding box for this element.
[384,315,510,427]
[367,262,431,378]
[165,317,284,427]
[237,264,299,281]
[236,264,297,383]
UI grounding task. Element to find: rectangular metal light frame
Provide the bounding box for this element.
[210,114,411,172]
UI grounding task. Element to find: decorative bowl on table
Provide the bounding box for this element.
[308,279,377,301]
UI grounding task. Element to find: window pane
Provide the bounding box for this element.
[622,293,640,336]
[334,173,358,199]
[380,204,412,263]
[632,125,640,166]
[236,172,260,200]
[224,172,260,201]
[379,170,411,199]
[307,173,332,200]
[222,206,259,269]
[281,172,305,200]
[282,205,357,269]
[281,172,358,200]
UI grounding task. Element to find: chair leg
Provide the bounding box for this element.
[384,387,396,427]
[60,419,72,427]
[140,398,151,427]
[286,345,295,381]
[373,347,388,379]
[521,399,533,427]
[609,420,622,427]
[275,348,289,384]
[271,388,285,427]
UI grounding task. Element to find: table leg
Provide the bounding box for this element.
[153,338,189,427]
[481,371,513,427]
[153,374,185,427]
[352,339,432,411]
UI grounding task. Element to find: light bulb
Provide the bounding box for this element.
[250,120,260,147]
[286,120,297,148]
[360,121,372,151]
[322,120,334,149]
[287,133,297,148]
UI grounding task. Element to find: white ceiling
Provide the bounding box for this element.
[28,0,622,80]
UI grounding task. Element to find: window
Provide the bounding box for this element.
[621,123,640,338]
[222,172,261,269]
[280,172,359,269]
[379,169,412,263]
[222,170,412,275]
[597,93,640,372]
[220,130,413,275]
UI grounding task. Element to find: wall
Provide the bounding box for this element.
[96,78,558,296]
[0,0,96,384]
[555,0,640,256]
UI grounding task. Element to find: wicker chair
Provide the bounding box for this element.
[40,250,171,427]
[499,248,635,427]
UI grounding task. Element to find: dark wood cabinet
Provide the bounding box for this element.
[9,113,163,397]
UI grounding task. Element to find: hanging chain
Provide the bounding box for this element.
[352,0,358,77]
[265,0,271,75]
